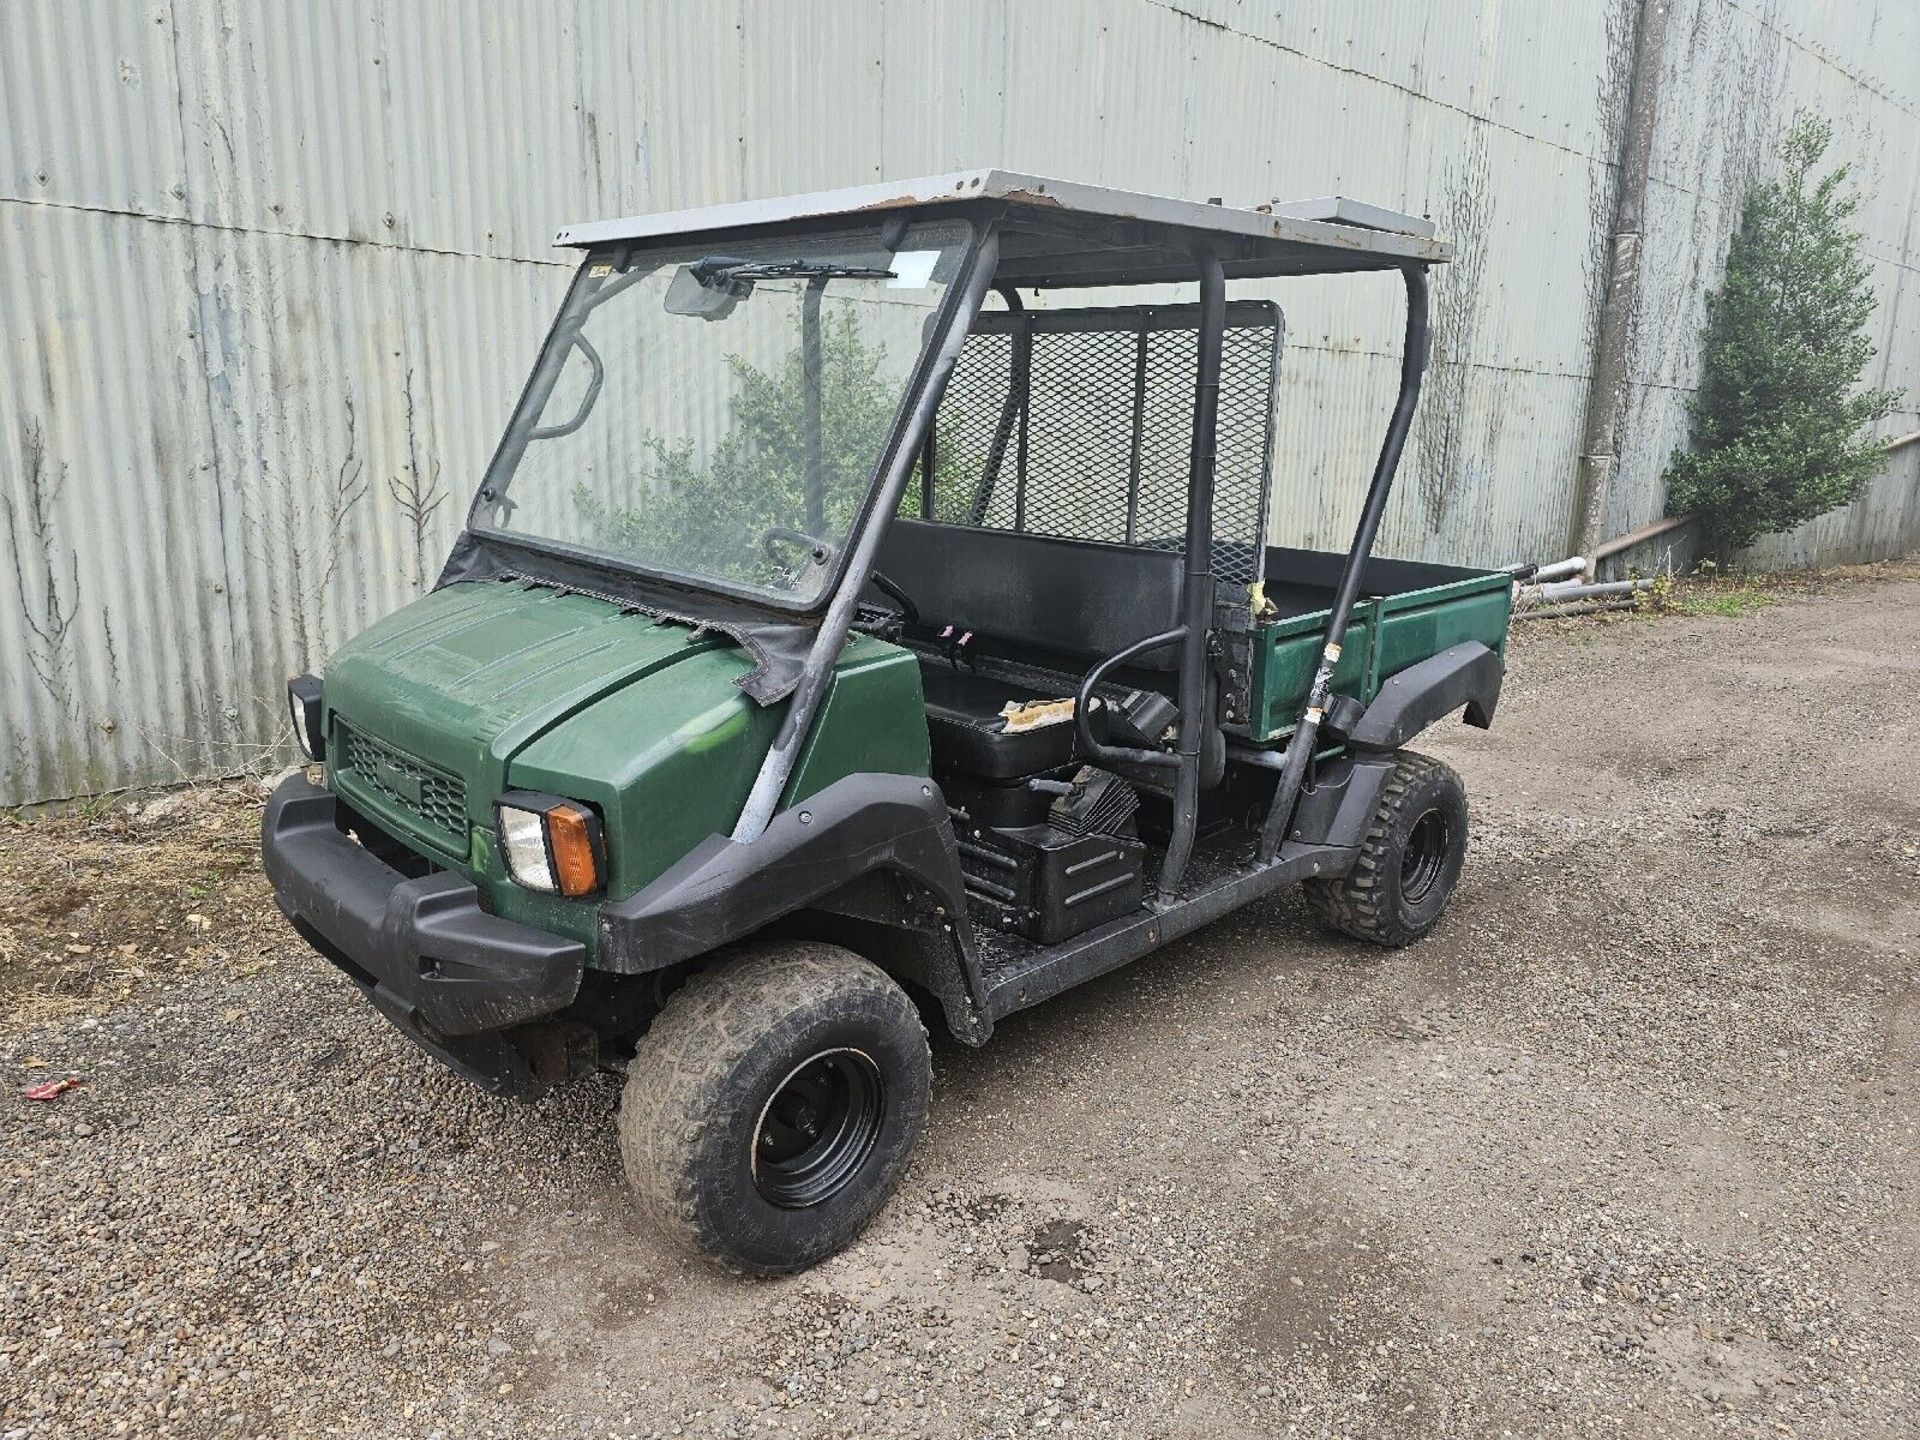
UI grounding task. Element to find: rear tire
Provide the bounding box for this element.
[617,941,931,1276]
[1303,751,1468,947]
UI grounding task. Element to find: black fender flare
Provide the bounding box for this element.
[1345,640,1503,751]
[595,772,987,1031]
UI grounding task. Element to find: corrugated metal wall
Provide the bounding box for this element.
[2,0,1915,805]
[1611,0,1920,566]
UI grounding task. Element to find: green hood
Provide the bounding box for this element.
[321,584,756,853]
[323,583,733,769]
[320,579,926,935]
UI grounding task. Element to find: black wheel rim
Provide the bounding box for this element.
[751,1048,885,1209]
[1400,808,1451,904]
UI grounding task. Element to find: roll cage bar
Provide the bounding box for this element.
[550,176,1442,905]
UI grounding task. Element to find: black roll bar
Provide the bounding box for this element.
[1156,244,1227,903]
[1256,265,1432,862]
[731,228,1004,840]
[1073,627,1188,771]
[801,277,827,533]
[966,285,1028,526]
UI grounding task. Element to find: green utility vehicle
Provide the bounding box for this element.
[264,173,1516,1274]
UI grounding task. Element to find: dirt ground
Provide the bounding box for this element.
[4,565,1918,1439]
[0,786,284,1024]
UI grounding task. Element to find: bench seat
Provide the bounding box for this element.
[917,663,1108,781]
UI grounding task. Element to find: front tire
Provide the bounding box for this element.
[618,942,931,1276]
[1303,750,1468,947]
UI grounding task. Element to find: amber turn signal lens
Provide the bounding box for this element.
[546,802,604,897]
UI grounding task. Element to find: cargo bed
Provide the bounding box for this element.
[1243,546,1514,741]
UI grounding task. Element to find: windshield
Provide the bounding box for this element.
[473,221,973,606]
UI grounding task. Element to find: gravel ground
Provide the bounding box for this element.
[4,572,1918,1439]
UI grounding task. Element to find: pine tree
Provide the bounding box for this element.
[1664,112,1902,555]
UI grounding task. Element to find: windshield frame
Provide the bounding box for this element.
[465,215,986,618]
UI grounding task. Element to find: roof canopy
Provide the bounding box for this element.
[556,169,1451,286]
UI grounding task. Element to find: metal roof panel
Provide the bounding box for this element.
[554,169,1453,268]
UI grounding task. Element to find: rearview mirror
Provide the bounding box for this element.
[665,262,752,320]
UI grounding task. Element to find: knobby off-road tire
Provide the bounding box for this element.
[618,941,931,1276]
[1303,750,1468,947]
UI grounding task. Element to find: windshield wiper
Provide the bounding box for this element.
[688,257,897,283]
[667,256,899,319]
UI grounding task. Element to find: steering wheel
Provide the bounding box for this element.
[761,526,837,570]
[868,570,920,626]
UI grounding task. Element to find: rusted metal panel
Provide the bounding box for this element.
[1738,439,1920,569]
[0,3,188,222]
[1263,339,1588,565]
[0,200,567,806]
[1,202,221,801]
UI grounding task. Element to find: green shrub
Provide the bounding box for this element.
[1664,113,1902,555]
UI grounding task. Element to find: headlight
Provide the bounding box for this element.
[287,675,325,761]
[494,792,606,897]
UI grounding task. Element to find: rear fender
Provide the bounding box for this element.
[1344,641,1503,751]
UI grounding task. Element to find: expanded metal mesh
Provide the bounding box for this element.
[335,723,470,844]
[913,302,1282,587]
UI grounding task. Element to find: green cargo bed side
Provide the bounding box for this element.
[1246,571,1513,741]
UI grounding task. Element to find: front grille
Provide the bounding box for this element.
[334,723,469,846]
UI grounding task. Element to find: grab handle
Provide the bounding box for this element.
[1074,627,1187,770]
[529,334,605,441]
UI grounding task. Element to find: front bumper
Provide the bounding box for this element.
[262,776,585,1099]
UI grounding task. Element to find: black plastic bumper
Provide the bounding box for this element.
[261,776,585,1099]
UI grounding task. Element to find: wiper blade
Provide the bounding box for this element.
[689,256,896,283]
[666,256,896,320]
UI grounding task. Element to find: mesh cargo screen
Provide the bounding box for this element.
[912,301,1282,589]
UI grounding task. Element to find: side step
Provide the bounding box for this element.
[976,842,1352,1021]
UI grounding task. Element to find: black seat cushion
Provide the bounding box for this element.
[877,520,1183,669]
[919,663,1107,781]
[875,521,1180,781]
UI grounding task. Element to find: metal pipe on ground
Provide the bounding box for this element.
[1514,598,1640,621]
[1524,577,1654,603]
[1528,556,1588,584]
[1590,511,1696,564]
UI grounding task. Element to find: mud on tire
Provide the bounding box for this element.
[1303,750,1468,948]
[617,941,931,1276]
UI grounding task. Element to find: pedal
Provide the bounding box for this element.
[1048,766,1141,837]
